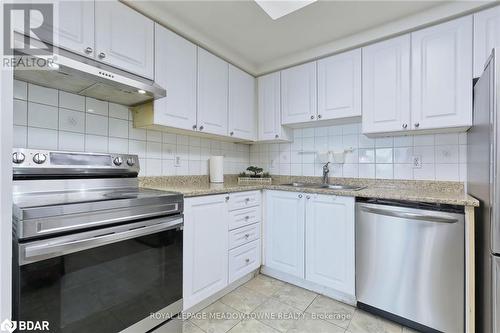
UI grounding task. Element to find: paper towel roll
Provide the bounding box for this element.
[209,156,224,183]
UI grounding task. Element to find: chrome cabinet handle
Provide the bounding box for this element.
[244,233,250,238]
[225,196,230,201]
[414,123,420,128]
[310,115,314,120]
[306,195,310,199]
[298,194,303,198]
[245,258,250,263]
[359,205,458,223]
[98,52,106,59]
[402,124,408,129]
[199,126,204,131]
[317,114,322,119]
[84,46,93,54]
[275,134,279,139]
[244,216,250,220]
[192,124,197,130]
[230,131,234,136]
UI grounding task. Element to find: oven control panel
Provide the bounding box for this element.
[12,148,140,177]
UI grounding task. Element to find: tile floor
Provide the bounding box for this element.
[155,274,419,333]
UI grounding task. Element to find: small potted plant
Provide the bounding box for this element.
[238,166,272,185]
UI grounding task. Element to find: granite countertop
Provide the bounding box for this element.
[140,175,479,207]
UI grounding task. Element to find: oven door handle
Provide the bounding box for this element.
[21,217,183,265]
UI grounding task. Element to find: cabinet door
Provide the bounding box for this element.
[154,24,197,131]
[183,194,229,310]
[362,35,411,134]
[281,62,317,125]
[264,191,305,278]
[95,0,154,79]
[54,1,94,57]
[258,73,281,140]
[12,0,94,58]
[228,65,256,140]
[411,16,473,130]
[305,194,355,296]
[318,49,361,120]
[474,6,500,78]
[197,48,229,136]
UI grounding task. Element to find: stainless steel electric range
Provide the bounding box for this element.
[11,149,183,333]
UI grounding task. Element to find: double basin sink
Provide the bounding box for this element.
[280,182,366,191]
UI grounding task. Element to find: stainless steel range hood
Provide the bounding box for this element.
[13,35,165,106]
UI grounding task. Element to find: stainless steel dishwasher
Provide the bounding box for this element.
[356,199,464,333]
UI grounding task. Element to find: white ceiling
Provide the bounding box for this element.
[126,1,490,75]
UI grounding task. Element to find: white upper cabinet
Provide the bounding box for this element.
[197,48,229,136]
[317,49,361,120]
[411,16,473,131]
[362,35,411,134]
[281,62,317,125]
[305,194,355,297]
[95,1,154,79]
[183,194,229,310]
[12,0,94,58]
[474,6,500,78]
[228,65,256,140]
[257,73,292,141]
[264,190,305,278]
[53,0,94,57]
[154,24,197,131]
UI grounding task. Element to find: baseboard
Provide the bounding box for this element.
[261,266,356,306]
[182,270,259,315]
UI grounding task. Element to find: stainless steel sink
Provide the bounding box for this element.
[280,183,366,191]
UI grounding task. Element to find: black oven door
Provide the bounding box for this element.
[13,216,183,333]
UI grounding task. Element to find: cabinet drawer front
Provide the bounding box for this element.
[229,206,261,230]
[229,240,261,283]
[229,223,261,249]
[228,191,261,211]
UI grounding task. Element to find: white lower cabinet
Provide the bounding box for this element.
[264,190,355,299]
[184,191,262,310]
[305,194,355,296]
[183,194,229,310]
[264,190,306,278]
[229,240,261,283]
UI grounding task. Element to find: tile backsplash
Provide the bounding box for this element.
[13,80,467,182]
[12,80,250,177]
[250,125,468,182]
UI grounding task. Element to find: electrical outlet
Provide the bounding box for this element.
[412,155,422,169]
[174,156,181,167]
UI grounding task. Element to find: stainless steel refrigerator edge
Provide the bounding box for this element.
[468,48,500,333]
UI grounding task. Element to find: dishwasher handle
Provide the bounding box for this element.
[359,205,459,223]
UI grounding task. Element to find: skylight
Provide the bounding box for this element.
[255,0,318,20]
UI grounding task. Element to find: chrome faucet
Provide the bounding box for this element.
[322,162,330,184]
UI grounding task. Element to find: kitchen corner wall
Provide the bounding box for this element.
[12,80,250,177]
[12,80,467,182]
[250,124,468,182]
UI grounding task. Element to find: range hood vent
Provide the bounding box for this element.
[13,34,165,106]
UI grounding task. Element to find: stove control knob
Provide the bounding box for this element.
[33,153,46,164]
[12,152,25,164]
[113,157,123,166]
[126,158,135,166]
